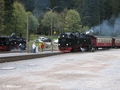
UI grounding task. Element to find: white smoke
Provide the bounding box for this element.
[89,15,120,36]
[85,29,93,35]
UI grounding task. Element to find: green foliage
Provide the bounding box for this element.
[4,0,14,35]
[18,0,49,18]
[64,9,82,32]
[41,11,59,35]
[112,0,120,16]
[81,0,100,27]
[27,12,39,34]
[12,2,39,38]
[51,0,82,12]
[29,34,38,40]
[42,11,59,27]
[2,0,120,36]
[42,11,52,27]
[103,0,113,19]
[56,9,68,34]
[50,0,57,8]
[0,0,4,34]
[80,26,89,33]
[11,1,27,37]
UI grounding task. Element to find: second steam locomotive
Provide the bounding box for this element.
[0,33,26,51]
[58,32,120,52]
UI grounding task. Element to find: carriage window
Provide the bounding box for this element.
[106,39,108,43]
[100,39,102,43]
[97,39,99,43]
[98,39,99,42]
[109,39,111,43]
[105,39,107,43]
[103,39,105,43]
[98,39,102,43]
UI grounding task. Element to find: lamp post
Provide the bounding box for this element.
[26,13,29,52]
[47,6,58,36]
[47,6,58,51]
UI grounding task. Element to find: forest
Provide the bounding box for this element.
[0,0,120,37]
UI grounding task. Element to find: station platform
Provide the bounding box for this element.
[0,50,60,58]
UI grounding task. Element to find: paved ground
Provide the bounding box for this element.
[0,49,120,90]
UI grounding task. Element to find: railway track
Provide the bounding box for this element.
[0,48,114,63]
[0,52,63,63]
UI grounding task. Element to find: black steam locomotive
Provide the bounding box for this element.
[0,33,26,51]
[58,32,120,52]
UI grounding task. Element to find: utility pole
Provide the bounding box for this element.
[47,6,58,36]
[26,13,29,52]
[46,6,58,52]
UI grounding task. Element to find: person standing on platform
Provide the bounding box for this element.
[19,43,23,53]
[39,42,42,52]
[32,42,36,53]
[41,43,44,52]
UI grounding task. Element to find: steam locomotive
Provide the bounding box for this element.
[58,32,120,52]
[0,33,26,51]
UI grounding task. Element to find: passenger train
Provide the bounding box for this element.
[58,32,120,52]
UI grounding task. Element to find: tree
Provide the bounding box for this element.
[54,9,68,35]
[19,0,50,18]
[64,9,82,32]
[109,0,120,17]
[0,0,4,34]
[16,0,120,34]
[11,1,27,37]
[27,12,39,34]
[12,2,39,37]
[50,0,81,12]
[103,0,113,20]
[50,0,57,8]
[41,11,59,35]
[4,0,14,35]
[81,0,100,27]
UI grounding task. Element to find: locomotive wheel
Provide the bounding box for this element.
[91,47,95,52]
[87,45,94,52]
[90,45,95,52]
[71,48,75,52]
[86,46,90,51]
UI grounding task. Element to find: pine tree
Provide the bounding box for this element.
[0,0,4,34]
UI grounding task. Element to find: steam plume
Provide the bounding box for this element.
[89,15,120,37]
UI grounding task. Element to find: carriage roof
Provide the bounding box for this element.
[90,35,112,39]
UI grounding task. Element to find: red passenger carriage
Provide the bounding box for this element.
[90,35,113,50]
[113,37,120,48]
